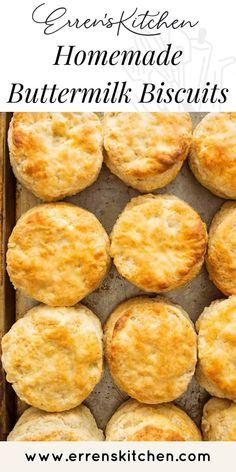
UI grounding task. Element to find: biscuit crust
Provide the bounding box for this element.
[196,296,236,400]
[105,399,201,441]
[110,194,207,292]
[8,405,104,441]
[1,304,103,412]
[104,112,192,191]
[7,202,110,306]
[8,112,103,201]
[202,397,236,441]
[206,202,236,295]
[104,297,197,403]
[189,112,236,199]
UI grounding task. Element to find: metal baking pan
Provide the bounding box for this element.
[0,112,224,440]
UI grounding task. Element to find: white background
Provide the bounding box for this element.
[0,441,235,472]
[0,0,236,110]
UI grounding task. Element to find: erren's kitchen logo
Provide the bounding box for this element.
[32,3,199,37]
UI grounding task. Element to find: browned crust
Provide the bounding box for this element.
[127,425,184,441]
[110,194,208,293]
[189,113,236,199]
[206,202,236,295]
[105,399,202,441]
[9,112,103,201]
[104,112,192,191]
[196,296,236,400]
[7,404,104,441]
[202,397,236,440]
[6,202,110,306]
[2,304,104,412]
[104,297,197,404]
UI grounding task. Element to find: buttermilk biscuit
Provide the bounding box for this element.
[104,297,197,403]
[106,399,201,441]
[110,194,207,293]
[8,405,104,441]
[189,113,236,199]
[202,398,236,441]
[8,112,103,201]
[7,202,110,306]
[103,112,192,192]
[1,304,103,412]
[206,202,236,295]
[196,296,236,400]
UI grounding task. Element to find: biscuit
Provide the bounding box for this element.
[7,405,104,441]
[7,202,110,306]
[202,397,236,441]
[206,202,236,295]
[110,194,207,292]
[1,304,103,412]
[196,296,236,400]
[8,112,103,201]
[189,112,236,199]
[104,112,192,191]
[104,297,197,403]
[105,399,201,441]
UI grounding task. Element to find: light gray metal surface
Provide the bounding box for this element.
[16,112,223,429]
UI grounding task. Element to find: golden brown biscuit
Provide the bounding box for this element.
[104,297,197,403]
[189,112,236,199]
[196,296,236,400]
[104,112,192,191]
[206,202,236,295]
[7,405,104,441]
[8,112,103,201]
[202,397,236,441]
[1,304,103,412]
[110,194,207,292]
[106,399,201,441]
[7,202,110,306]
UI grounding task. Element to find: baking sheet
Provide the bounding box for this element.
[0,112,16,440]
[3,112,224,436]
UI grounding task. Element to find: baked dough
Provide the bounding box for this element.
[106,399,201,441]
[104,112,192,191]
[202,397,236,441]
[196,296,236,400]
[8,112,103,201]
[1,304,103,412]
[7,202,110,306]
[110,194,207,292]
[7,405,104,441]
[104,297,197,403]
[206,202,236,295]
[189,112,236,199]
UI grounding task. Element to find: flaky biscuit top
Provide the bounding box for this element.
[7,404,104,441]
[104,297,197,403]
[207,202,236,296]
[106,399,201,441]
[104,112,192,191]
[2,304,103,412]
[196,296,236,400]
[110,194,207,292]
[202,397,236,441]
[7,202,110,306]
[189,112,236,199]
[9,112,103,201]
